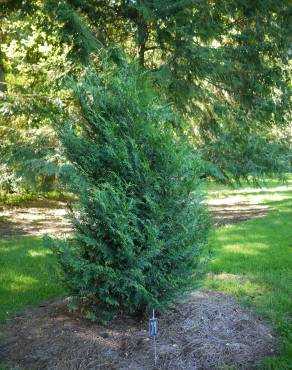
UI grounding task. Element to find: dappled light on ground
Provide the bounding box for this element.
[206,182,292,226]
[0,200,72,237]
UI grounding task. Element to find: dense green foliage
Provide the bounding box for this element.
[49,62,209,321]
[41,0,292,179]
[0,0,291,188]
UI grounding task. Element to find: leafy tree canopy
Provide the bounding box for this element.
[0,0,291,188]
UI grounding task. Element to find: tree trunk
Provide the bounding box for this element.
[137,21,148,67]
[0,32,6,92]
[0,64,6,92]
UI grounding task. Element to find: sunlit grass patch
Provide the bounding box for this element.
[205,175,292,203]
[204,189,292,368]
[0,236,64,320]
[0,190,74,208]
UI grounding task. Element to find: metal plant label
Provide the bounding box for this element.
[149,309,158,365]
[149,318,158,337]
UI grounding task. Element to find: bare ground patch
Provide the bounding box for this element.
[207,201,270,226]
[0,291,276,370]
[0,197,271,237]
[0,200,72,237]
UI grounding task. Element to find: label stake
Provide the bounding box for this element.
[149,308,158,365]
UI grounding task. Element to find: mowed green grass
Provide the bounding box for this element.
[204,184,292,369]
[0,237,64,321]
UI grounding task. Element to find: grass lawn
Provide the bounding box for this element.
[0,237,64,321]
[204,183,292,369]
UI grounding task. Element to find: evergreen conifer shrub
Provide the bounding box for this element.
[51,62,209,322]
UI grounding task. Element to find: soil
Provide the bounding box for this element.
[209,203,270,226]
[0,197,270,237]
[0,200,72,237]
[0,291,277,370]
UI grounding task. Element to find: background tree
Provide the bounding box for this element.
[0,2,73,191]
[1,0,291,187]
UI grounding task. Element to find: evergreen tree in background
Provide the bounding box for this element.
[1,0,291,186]
[50,60,209,321]
[44,0,292,180]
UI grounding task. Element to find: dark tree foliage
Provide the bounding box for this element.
[50,61,209,322]
[43,0,292,180]
[1,0,291,186]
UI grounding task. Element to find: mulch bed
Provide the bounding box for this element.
[0,291,277,370]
